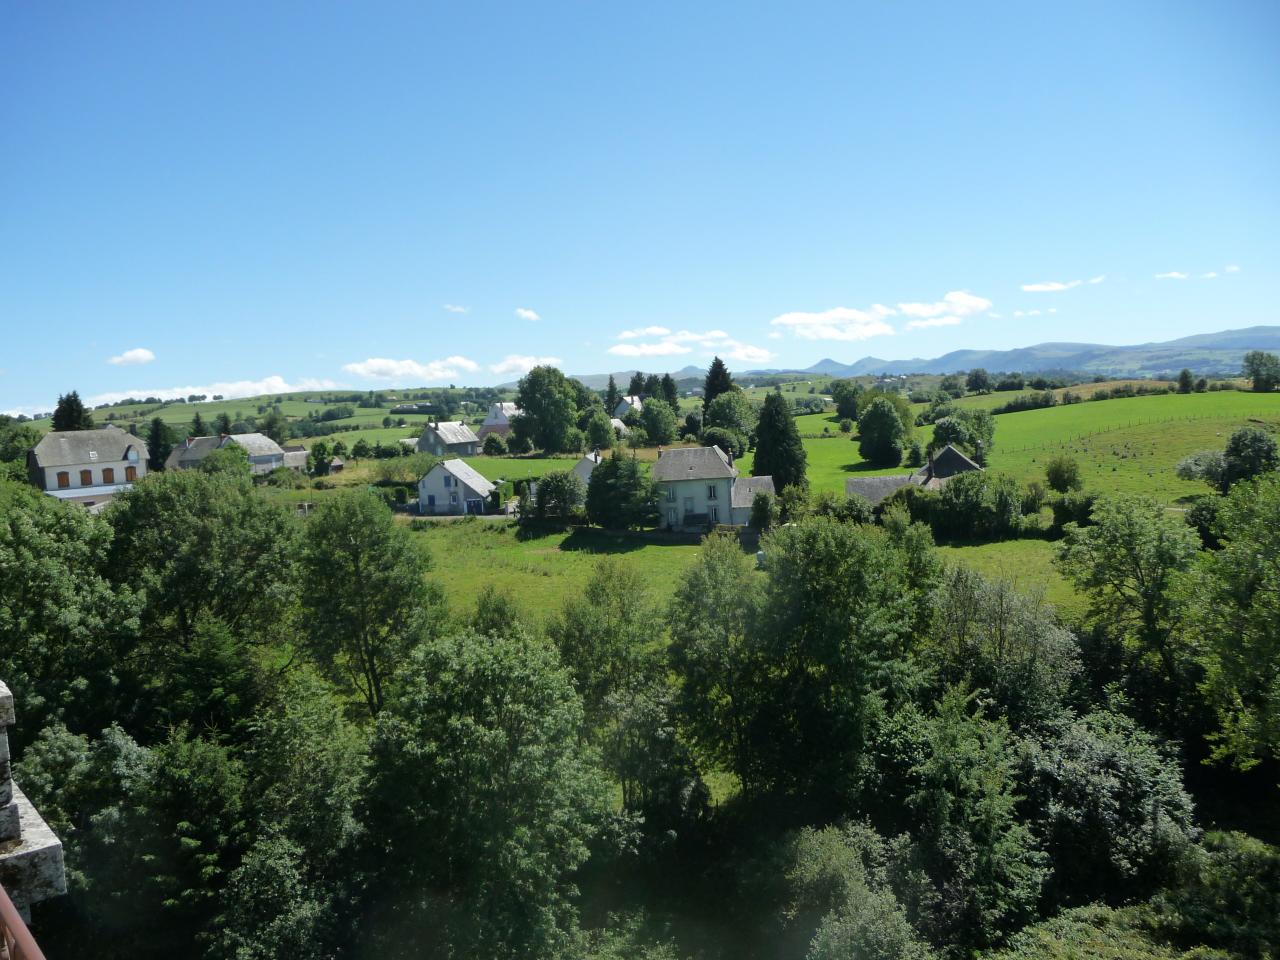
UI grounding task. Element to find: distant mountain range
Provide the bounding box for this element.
[789,327,1280,379]
[525,327,1280,390]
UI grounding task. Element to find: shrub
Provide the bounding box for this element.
[533,470,586,520]
[1050,491,1097,533]
[931,471,1024,542]
[701,426,747,459]
[1045,454,1083,493]
[750,489,776,530]
[838,418,853,434]
[482,433,508,456]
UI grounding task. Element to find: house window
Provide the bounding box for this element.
[79,469,93,486]
[102,467,115,484]
[125,466,137,482]
[56,471,70,488]
[450,492,458,504]
[710,506,719,523]
[443,475,453,488]
[668,509,677,527]
[707,485,717,500]
[666,486,676,502]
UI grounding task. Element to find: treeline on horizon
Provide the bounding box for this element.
[1,421,1278,958]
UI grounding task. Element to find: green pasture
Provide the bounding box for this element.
[408,519,711,624]
[934,538,1084,620]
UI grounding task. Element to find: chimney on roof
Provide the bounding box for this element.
[727,450,735,467]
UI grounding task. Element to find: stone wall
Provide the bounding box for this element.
[0,681,66,917]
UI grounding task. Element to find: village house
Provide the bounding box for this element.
[610,417,631,439]
[843,443,983,505]
[416,420,481,457]
[418,458,496,515]
[164,432,290,475]
[477,401,522,440]
[613,395,643,419]
[282,444,309,471]
[27,424,145,510]
[652,445,774,531]
[573,449,603,487]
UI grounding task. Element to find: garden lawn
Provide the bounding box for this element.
[407,519,710,624]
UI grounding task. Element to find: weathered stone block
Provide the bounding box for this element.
[0,799,18,843]
[0,681,13,728]
[0,784,66,911]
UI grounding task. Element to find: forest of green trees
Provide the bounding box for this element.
[1,442,1278,958]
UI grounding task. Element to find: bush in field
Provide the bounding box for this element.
[535,470,586,520]
[482,432,508,455]
[1045,454,1082,493]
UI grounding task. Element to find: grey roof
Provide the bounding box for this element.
[652,445,737,482]
[732,475,775,508]
[165,435,222,469]
[488,402,521,419]
[844,474,920,505]
[610,417,630,435]
[921,444,982,480]
[227,432,285,458]
[433,458,496,496]
[424,421,480,446]
[31,425,142,468]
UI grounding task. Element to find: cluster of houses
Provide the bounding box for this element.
[25,424,307,511]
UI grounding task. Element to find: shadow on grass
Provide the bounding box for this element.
[559,527,702,554]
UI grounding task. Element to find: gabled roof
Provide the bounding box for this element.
[31,425,142,468]
[732,475,775,508]
[918,444,982,481]
[652,445,737,482]
[226,433,285,458]
[489,402,521,417]
[614,396,643,414]
[423,421,480,446]
[844,474,920,505]
[166,435,222,469]
[428,458,496,497]
[609,417,630,435]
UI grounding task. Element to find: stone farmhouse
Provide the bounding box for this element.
[27,424,145,510]
[418,458,495,515]
[652,445,774,531]
[477,402,521,440]
[165,432,291,475]
[416,420,481,457]
[843,443,982,505]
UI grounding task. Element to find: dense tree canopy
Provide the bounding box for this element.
[753,391,807,490]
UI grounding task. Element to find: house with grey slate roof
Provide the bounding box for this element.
[418,458,496,515]
[416,420,481,457]
[27,424,145,509]
[165,432,290,475]
[843,444,983,505]
[653,445,774,531]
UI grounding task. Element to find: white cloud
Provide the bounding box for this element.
[767,331,784,339]
[515,307,540,322]
[443,304,469,314]
[86,375,343,408]
[1021,279,1082,293]
[1201,272,1219,280]
[343,356,480,381]
[617,325,672,340]
[608,328,774,364]
[1088,275,1106,284]
[489,354,562,376]
[609,341,694,357]
[897,291,992,318]
[108,347,156,366]
[905,315,963,330]
[1155,271,1188,280]
[1225,264,1241,273]
[770,306,896,342]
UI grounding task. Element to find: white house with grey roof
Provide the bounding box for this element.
[613,395,643,419]
[416,420,481,457]
[418,458,496,515]
[478,402,522,440]
[164,432,289,475]
[27,425,145,508]
[652,445,773,531]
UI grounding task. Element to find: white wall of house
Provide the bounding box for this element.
[418,468,489,515]
[35,450,144,492]
[657,476,734,529]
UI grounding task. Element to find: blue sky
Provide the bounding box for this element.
[2,1,1277,413]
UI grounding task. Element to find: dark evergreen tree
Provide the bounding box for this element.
[52,390,94,431]
[190,412,210,437]
[627,371,646,397]
[703,356,734,409]
[642,373,662,399]
[1177,368,1195,393]
[604,374,621,415]
[660,372,680,408]
[213,411,232,435]
[147,415,173,470]
[753,390,807,490]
